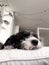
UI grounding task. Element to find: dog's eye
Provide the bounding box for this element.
[33,34,38,38]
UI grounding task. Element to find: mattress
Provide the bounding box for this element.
[0,47,49,65]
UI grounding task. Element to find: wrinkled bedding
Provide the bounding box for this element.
[0,47,49,65]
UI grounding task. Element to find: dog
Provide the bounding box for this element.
[2,31,43,50]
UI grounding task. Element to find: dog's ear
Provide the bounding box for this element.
[16,31,30,39]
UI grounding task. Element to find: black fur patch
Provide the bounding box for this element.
[1,31,38,49]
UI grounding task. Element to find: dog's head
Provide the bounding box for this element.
[15,31,43,50]
[3,31,43,50]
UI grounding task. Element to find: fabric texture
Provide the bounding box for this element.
[0,47,49,65]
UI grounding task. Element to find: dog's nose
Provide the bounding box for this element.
[31,40,38,46]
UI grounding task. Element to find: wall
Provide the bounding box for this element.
[7,0,49,30]
[4,0,49,31]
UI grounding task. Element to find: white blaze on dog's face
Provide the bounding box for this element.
[21,36,43,50]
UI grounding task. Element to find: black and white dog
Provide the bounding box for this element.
[2,31,43,50]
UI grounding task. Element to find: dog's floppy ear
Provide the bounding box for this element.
[16,31,30,39]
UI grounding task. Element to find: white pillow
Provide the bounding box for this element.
[0,47,49,62]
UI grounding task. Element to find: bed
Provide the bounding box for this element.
[0,47,49,65]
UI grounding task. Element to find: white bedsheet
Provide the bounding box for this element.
[0,47,49,62]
